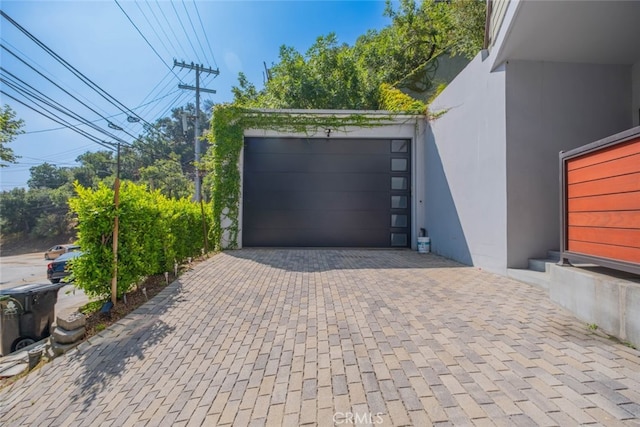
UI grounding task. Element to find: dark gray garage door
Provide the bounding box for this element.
[243,137,411,247]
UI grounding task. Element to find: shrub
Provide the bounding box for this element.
[69,181,211,299]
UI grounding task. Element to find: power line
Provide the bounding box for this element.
[1,11,154,129]
[193,0,218,69]
[24,88,181,135]
[0,46,135,138]
[112,0,182,82]
[181,0,209,66]
[0,84,127,151]
[154,91,191,122]
[108,69,186,138]
[155,0,191,62]
[21,145,97,162]
[170,0,201,63]
[133,0,174,60]
[1,11,206,176]
[4,78,183,173]
[0,72,122,144]
[0,90,117,152]
[0,37,115,121]
[0,64,139,141]
[16,157,80,167]
[0,70,132,145]
[144,0,181,59]
[136,69,175,107]
[135,71,187,119]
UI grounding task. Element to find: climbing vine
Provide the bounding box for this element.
[203,90,428,250]
[379,83,427,114]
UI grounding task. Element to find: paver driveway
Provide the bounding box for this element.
[1,249,639,426]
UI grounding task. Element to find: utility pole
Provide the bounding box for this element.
[111,143,121,305]
[174,60,218,202]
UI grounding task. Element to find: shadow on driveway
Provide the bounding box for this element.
[67,282,184,411]
[227,248,467,273]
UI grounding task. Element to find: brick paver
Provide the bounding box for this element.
[1,249,639,426]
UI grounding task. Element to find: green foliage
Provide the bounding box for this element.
[28,162,69,189]
[79,300,103,315]
[139,153,193,199]
[447,0,487,59]
[32,213,68,238]
[233,33,376,110]
[69,181,210,299]
[204,105,245,250]
[0,185,73,235]
[125,102,211,182]
[379,83,427,114]
[233,0,486,109]
[67,183,115,298]
[0,104,24,166]
[27,185,74,237]
[73,151,115,188]
[358,0,485,95]
[1,102,210,236]
[0,188,31,233]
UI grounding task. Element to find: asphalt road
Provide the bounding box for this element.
[0,252,90,315]
[0,252,48,290]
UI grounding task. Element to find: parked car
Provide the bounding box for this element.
[44,244,80,260]
[47,251,82,283]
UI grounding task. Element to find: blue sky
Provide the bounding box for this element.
[0,0,392,189]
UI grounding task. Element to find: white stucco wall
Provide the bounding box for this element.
[505,61,632,268]
[426,53,508,274]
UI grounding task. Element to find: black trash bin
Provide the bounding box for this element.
[0,283,64,356]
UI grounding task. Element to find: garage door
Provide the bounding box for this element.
[243,137,411,247]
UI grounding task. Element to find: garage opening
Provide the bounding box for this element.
[243,137,411,247]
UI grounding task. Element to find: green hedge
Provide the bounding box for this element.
[69,181,211,299]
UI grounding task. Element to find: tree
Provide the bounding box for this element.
[122,103,211,182]
[0,102,208,238]
[27,185,73,237]
[0,188,31,233]
[139,154,193,199]
[378,0,486,93]
[0,185,71,235]
[233,35,373,109]
[73,151,115,187]
[0,105,24,166]
[232,0,486,109]
[28,162,70,189]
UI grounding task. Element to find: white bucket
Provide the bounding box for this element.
[417,237,430,253]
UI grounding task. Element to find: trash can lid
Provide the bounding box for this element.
[0,282,65,296]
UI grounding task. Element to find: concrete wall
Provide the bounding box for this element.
[505,61,632,268]
[426,53,508,274]
[633,60,640,127]
[550,264,640,349]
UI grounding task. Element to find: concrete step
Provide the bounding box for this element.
[528,258,558,273]
[52,326,85,345]
[547,250,561,261]
[507,268,550,291]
